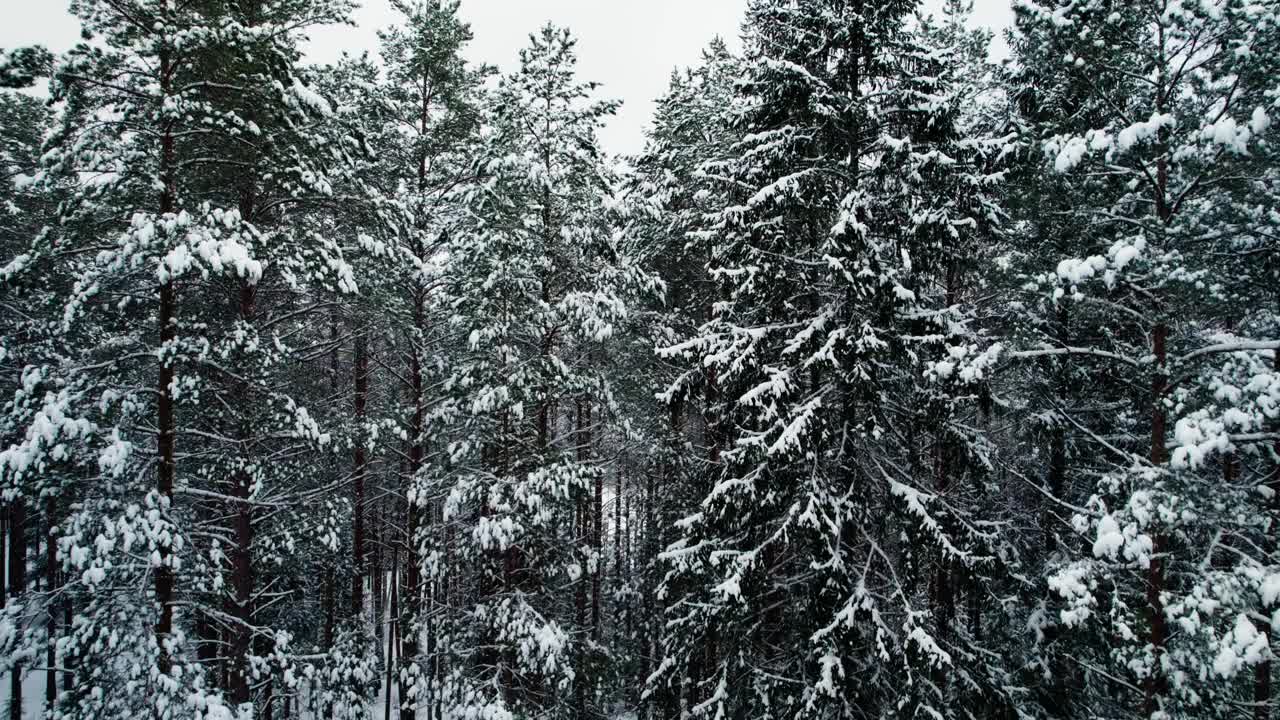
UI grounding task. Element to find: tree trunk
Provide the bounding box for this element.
[327,308,340,649]
[62,586,73,695]
[262,677,274,720]
[1,505,6,604]
[1143,322,1169,718]
[588,402,602,644]
[573,446,588,719]
[614,467,623,578]
[197,610,219,673]
[229,278,257,707]
[45,498,56,712]
[405,128,429,719]
[8,498,24,720]
[1259,337,1280,720]
[934,437,953,644]
[352,330,369,619]
[373,503,384,647]
[154,19,179,685]
[323,566,335,649]
[385,549,398,720]
[401,292,425,720]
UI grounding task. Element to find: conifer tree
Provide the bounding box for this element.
[434,23,650,720]
[1008,0,1280,716]
[654,1,1014,716]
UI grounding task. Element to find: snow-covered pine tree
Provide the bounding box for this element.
[436,23,650,720]
[0,85,66,720]
[0,1,370,717]
[1,2,259,715]
[1006,0,1280,716]
[320,4,494,712]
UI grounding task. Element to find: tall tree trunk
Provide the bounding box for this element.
[7,498,24,720]
[229,278,257,707]
[373,504,384,647]
[614,466,623,578]
[352,331,369,619]
[573,413,588,720]
[154,0,178,685]
[1,505,6,605]
[1143,322,1169,718]
[323,566,335,649]
[385,549,398,720]
[933,438,953,643]
[624,491,631,635]
[587,402,601,643]
[197,611,218,673]
[401,289,425,720]
[45,498,56,712]
[1144,34,1172,713]
[262,677,274,720]
[405,83,431,720]
[1259,336,1280,720]
[326,308,340,650]
[62,588,72,695]
[1045,302,1070,554]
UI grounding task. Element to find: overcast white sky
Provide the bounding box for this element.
[0,0,1013,155]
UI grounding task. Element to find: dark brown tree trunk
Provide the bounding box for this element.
[623,489,632,639]
[229,278,257,707]
[9,498,25,720]
[197,611,219,670]
[1,505,6,604]
[352,331,369,619]
[643,465,658,703]
[1044,303,1070,553]
[262,677,273,720]
[326,309,340,650]
[373,504,384,647]
[62,583,73,695]
[1143,43,1173,710]
[614,466,623,577]
[1143,323,1169,718]
[587,402,601,642]
[968,571,981,641]
[573,433,588,720]
[934,439,953,643]
[154,31,178,688]
[402,88,431,702]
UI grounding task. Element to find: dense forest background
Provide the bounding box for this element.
[1,0,1279,719]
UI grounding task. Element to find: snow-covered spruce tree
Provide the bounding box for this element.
[653,1,1014,717]
[0,0,368,717]
[436,23,650,720]
[1005,0,1280,716]
[620,37,742,719]
[876,4,1017,714]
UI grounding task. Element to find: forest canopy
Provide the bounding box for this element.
[1,1,1279,719]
